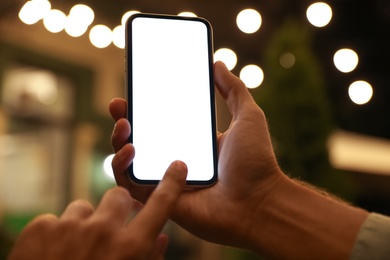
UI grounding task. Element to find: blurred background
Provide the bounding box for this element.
[0,0,389,259]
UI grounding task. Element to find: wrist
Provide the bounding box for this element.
[244,174,369,259]
[232,167,288,252]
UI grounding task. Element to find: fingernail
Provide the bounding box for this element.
[171,160,188,173]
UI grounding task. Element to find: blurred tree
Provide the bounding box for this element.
[253,19,356,199]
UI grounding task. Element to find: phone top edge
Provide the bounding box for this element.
[125,12,212,30]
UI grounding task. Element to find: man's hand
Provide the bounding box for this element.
[109,61,284,251]
[8,161,188,260]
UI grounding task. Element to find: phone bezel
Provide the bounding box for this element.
[125,13,218,186]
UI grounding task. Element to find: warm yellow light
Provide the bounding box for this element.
[65,18,88,37]
[69,4,95,26]
[43,9,67,33]
[348,80,373,105]
[328,131,390,176]
[240,65,264,89]
[122,10,140,27]
[24,71,58,105]
[178,12,197,17]
[112,25,125,49]
[279,53,296,69]
[89,24,113,48]
[19,0,51,25]
[306,2,333,27]
[333,48,359,73]
[236,9,262,34]
[214,48,237,71]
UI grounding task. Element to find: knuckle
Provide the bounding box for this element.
[24,214,56,233]
[69,199,92,209]
[68,200,94,213]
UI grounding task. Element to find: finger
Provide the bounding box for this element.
[111,143,134,188]
[91,187,133,228]
[112,118,131,153]
[60,200,94,220]
[23,214,58,234]
[214,61,256,117]
[148,234,169,260]
[109,98,127,121]
[111,144,155,203]
[10,214,58,255]
[127,161,187,239]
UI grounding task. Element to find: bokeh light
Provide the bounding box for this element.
[333,48,359,73]
[279,53,296,69]
[121,10,140,27]
[306,2,333,27]
[214,48,237,71]
[65,18,88,37]
[43,9,67,33]
[236,9,262,34]
[89,24,113,48]
[240,65,264,89]
[178,12,197,17]
[19,0,51,25]
[103,154,115,181]
[69,4,95,27]
[112,25,125,49]
[348,80,373,105]
[25,71,58,105]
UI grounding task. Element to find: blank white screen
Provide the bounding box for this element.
[131,16,215,181]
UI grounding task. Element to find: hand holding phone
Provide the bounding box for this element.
[126,13,218,186]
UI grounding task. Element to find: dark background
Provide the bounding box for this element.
[62,0,390,140]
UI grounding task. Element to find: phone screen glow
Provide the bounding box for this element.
[128,15,217,184]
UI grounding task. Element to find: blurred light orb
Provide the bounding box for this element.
[26,72,58,105]
[19,0,51,25]
[236,9,262,34]
[69,4,95,27]
[65,17,88,37]
[89,24,113,48]
[348,80,373,105]
[214,48,237,71]
[43,9,67,33]
[103,154,115,180]
[178,12,197,17]
[19,2,38,25]
[333,48,359,73]
[240,65,264,89]
[112,25,125,49]
[122,10,140,27]
[306,2,333,27]
[279,53,296,68]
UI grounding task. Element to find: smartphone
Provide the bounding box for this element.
[125,13,218,186]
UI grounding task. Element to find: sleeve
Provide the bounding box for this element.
[350,213,390,260]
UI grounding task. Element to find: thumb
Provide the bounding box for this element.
[214,61,256,118]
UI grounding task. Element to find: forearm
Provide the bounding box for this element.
[247,174,369,259]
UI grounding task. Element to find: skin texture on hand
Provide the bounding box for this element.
[110,61,369,259]
[110,61,284,250]
[8,161,188,260]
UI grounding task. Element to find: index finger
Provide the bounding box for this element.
[127,161,187,239]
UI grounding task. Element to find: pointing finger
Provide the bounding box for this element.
[127,161,187,239]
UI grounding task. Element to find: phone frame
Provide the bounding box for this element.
[125,13,218,186]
